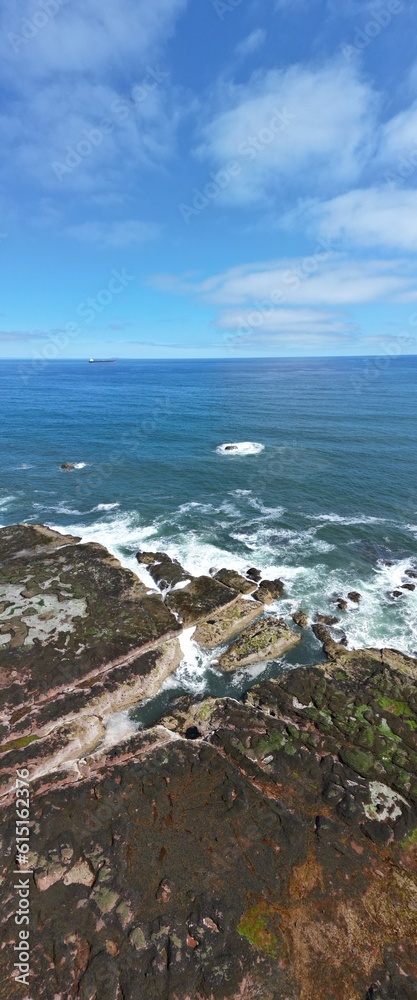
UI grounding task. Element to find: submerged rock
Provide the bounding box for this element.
[255,578,285,604]
[335,597,348,611]
[348,591,362,603]
[136,550,189,589]
[60,462,75,470]
[292,609,309,628]
[246,566,262,582]
[218,616,300,671]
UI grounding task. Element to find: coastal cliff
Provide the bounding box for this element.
[1,525,416,999]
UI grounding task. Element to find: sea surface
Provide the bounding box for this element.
[1,356,417,720]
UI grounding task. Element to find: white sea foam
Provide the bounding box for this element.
[162,626,215,696]
[94,503,120,511]
[101,709,140,748]
[307,513,388,526]
[73,462,88,469]
[0,495,16,510]
[51,492,417,659]
[216,442,265,456]
[16,463,34,470]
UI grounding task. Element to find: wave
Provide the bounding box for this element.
[50,491,417,659]
[0,495,16,510]
[216,442,265,456]
[307,513,388,526]
[93,503,120,511]
[73,462,88,469]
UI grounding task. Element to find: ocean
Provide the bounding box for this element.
[1,356,417,719]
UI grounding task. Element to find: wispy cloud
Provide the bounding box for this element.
[153,257,417,306]
[311,189,417,252]
[195,61,377,204]
[235,29,266,58]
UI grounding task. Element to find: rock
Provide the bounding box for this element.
[405,569,417,579]
[335,598,348,611]
[255,578,285,604]
[165,575,238,626]
[194,597,262,648]
[0,522,81,563]
[402,583,416,592]
[0,525,181,748]
[218,617,300,671]
[390,590,403,599]
[315,613,340,626]
[136,551,189,589]
[291,610,309,628]
[246,567,262,582]
[224,445,238,451]
[2,645,417,998]
[213,568,257,594]
[60,462,75,470]
[348,591,362,603]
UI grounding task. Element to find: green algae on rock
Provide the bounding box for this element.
[218,615,300,671]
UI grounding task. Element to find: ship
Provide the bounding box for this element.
[89,359,116,363]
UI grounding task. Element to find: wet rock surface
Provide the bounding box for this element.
[1,646,417,999]
[212,568,257,594]
[254,578,285,604]
[1,526,417,999]
[194,596,262,648]
[136,551,190,589]
[165,574,238,625]
[218,616,301,671]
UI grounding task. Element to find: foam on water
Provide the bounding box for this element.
[216,442,265,456]
[94,503,120,511]
[47,483,417,660]
[307,513,389,526]
[101,709,141,748]
[0,496,16,510]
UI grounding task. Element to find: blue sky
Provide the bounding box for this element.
[1,0,417,359]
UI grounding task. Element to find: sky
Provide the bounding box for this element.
[1,0,417,359]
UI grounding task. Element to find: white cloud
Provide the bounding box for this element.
[0,0,186,81]
[67,219,161,248]
[150,255,417,349]
[0,0,187,197]
[218,307,352,336]
[235,29,266,58]
[377,100,417,164]
[174,256,417,307]
[312,189,417,252]
[195,61,378,204]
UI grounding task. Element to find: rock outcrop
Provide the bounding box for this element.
[1,525,417,999]
[217,616,300,671]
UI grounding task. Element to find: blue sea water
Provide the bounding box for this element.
[1,356,417,705]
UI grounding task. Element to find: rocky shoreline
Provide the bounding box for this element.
[1,524,417,999]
